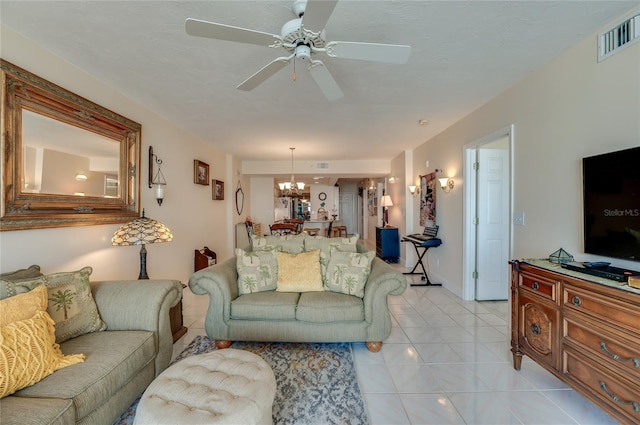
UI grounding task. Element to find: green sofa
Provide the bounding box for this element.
[189,243,406,352]
[0,276,182,425]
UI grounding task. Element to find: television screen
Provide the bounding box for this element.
[583,146,640,262]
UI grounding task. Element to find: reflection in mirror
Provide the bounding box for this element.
[22,110,120,197]
[1,59,141,231]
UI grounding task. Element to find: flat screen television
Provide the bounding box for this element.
[583,146,640,262]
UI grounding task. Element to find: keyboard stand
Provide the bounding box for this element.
[402,238,443,287]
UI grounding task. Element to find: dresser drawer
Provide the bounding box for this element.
[564,348,640,423]
[519,294,560,370]
[564,316,640,379]
[563,285,640,334]
[519,271,557,302]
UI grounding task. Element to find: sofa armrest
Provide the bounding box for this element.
[90,279,182,376]
[363,258,407,322]
[188,257,238,340]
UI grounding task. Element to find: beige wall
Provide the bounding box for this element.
[0,26,236,283]
[2,8,638,287]
[410,11,640,296]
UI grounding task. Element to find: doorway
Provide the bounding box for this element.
[339,192,356,235]
[462,126,513,301]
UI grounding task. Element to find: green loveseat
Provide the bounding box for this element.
[0,268,182,425]
[189,238,406,352]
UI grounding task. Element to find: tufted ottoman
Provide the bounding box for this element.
[134,349,276,425]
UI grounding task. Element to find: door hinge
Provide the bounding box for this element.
[473,217,479,225]
[473,162,479,171]
[472,271,479,279]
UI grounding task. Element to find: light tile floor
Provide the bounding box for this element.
[173,253,620,425]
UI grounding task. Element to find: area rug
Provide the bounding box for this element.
[114,336,369,425]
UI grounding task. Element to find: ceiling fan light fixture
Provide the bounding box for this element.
[295,44,311,61]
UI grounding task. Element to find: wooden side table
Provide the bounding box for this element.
[169,246,218,343]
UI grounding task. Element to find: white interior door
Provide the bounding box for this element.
[475,146,510,300]
[339,192,355,235]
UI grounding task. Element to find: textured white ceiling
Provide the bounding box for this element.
[1,1,637,165]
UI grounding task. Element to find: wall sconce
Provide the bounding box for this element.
[408,185,420,197]
[438,177,454,193]
[148,146,166,206]
[387,176,396,184]
[75,173,88,181]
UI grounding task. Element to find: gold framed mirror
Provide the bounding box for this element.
[1,60,141,231]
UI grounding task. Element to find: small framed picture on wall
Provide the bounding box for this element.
[213,180,224,200]
[194,160,209,185]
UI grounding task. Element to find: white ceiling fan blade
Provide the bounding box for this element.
[308,61,343,101]
[185,18,281,47]
[326,41,411,64]
[301,0,338,33]
[237,57,292,91]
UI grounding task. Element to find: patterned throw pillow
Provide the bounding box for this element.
[0,310,85,397]
[324,250,375,298]
[236,248,278,295]
[304,234,359,256]
[0,267,107,343]
[0,265,43,284]
[251,233,305,254]
[305,235,359,280]
[275,250,324,293]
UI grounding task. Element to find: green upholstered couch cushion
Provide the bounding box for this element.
[296,292,364,323]
[14,330,155,422]
[231,292,300,320]
[251,233,306,254]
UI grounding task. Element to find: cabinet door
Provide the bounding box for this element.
[519,294,560,370]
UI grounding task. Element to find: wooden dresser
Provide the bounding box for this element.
[511,260,640,424]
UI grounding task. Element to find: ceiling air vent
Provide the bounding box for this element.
[598,12,640,62]
[316,162,330,170]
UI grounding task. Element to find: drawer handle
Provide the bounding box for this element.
[600,342,639,368]
[531,281,539,291]
[571,295,582,307]
[531,323,541,336]
[599,381,639,412]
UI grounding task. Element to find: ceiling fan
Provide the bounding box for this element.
[185,0,411,101]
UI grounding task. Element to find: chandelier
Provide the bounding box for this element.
[279,147,305,196]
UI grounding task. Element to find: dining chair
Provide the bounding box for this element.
[269,223,297,236]
[285,218,305,234]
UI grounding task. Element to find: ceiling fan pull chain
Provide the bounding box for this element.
[292,56,297,81]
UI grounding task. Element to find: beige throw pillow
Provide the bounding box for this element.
[275,250,324,293]
[0,285,48,327]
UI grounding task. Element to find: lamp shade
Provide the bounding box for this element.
[111,213,173,246]
[380,195,394,207]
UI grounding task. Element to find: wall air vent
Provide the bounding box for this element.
[316,162,330,170]
[598,12,640,62]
